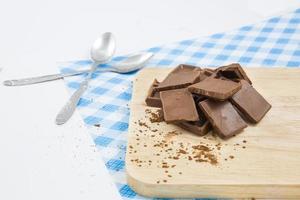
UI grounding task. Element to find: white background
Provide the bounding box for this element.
[0,0,299,199]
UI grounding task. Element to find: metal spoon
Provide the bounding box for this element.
[104,52,153,73]
[55,32,116,125]
[3,52,153,86]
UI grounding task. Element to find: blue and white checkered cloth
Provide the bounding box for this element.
[59,8,300,200]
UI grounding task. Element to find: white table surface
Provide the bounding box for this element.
[0,0,299,199]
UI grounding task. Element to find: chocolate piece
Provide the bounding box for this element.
[201,68,215,77]
[176,93,211,136]
[199,99,247,139]
[160,89,199,123]
[231,80,271,123]
[199,70,210,81]
[176,120,211,136]
[203,68,215,76]
[171,64,200,73]
[218,63,252,84]
[145,79,162,107]
[188,77,242,100]
[155,64,201,91]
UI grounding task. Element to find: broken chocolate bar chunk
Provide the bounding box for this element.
[203,68,215,76]
[176,120,211,136]
[171,64,200,73]
[188,77,241,100]
[160,88,199,123]
[217,63,252,84]
[231,80,271,123]
[199,99,247,139]
[176,93,211,136]
[199,70,210,81]
[155,64,201,91]
[145,79,162,108]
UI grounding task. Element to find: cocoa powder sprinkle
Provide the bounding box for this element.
[148,109,164,123]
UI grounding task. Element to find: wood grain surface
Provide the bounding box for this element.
[126,68,300,199]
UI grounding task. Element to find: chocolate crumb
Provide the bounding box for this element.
[178,149,188,154]
[229,155,234,159]
[148,109,164,123]
[138,120,150,128]
[192,145,210,151]
[192,144,218,165]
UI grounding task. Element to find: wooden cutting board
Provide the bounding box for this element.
[125,68,300,199]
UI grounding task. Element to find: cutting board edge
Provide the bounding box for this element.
[127,171,300,199]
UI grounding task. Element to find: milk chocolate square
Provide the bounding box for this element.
[203,68,215,76]
[231,80,271,123]
[160,89,199,123]
[176,93,211,136]
[217,63,252,84]
[199,99,247,139]
[188,77,241,100]
[155,64,201,91]
[199,70,211,81]
[176,120,211,136]
[145,79,162,108]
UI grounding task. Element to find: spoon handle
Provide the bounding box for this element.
[55,63,98,125]
[3,70,90,86]
[55,79,89,125]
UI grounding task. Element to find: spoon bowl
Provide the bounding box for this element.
[109,52,153,73]
[91,32,116,63]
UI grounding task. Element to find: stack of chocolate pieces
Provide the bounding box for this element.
[145,63,271,139]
